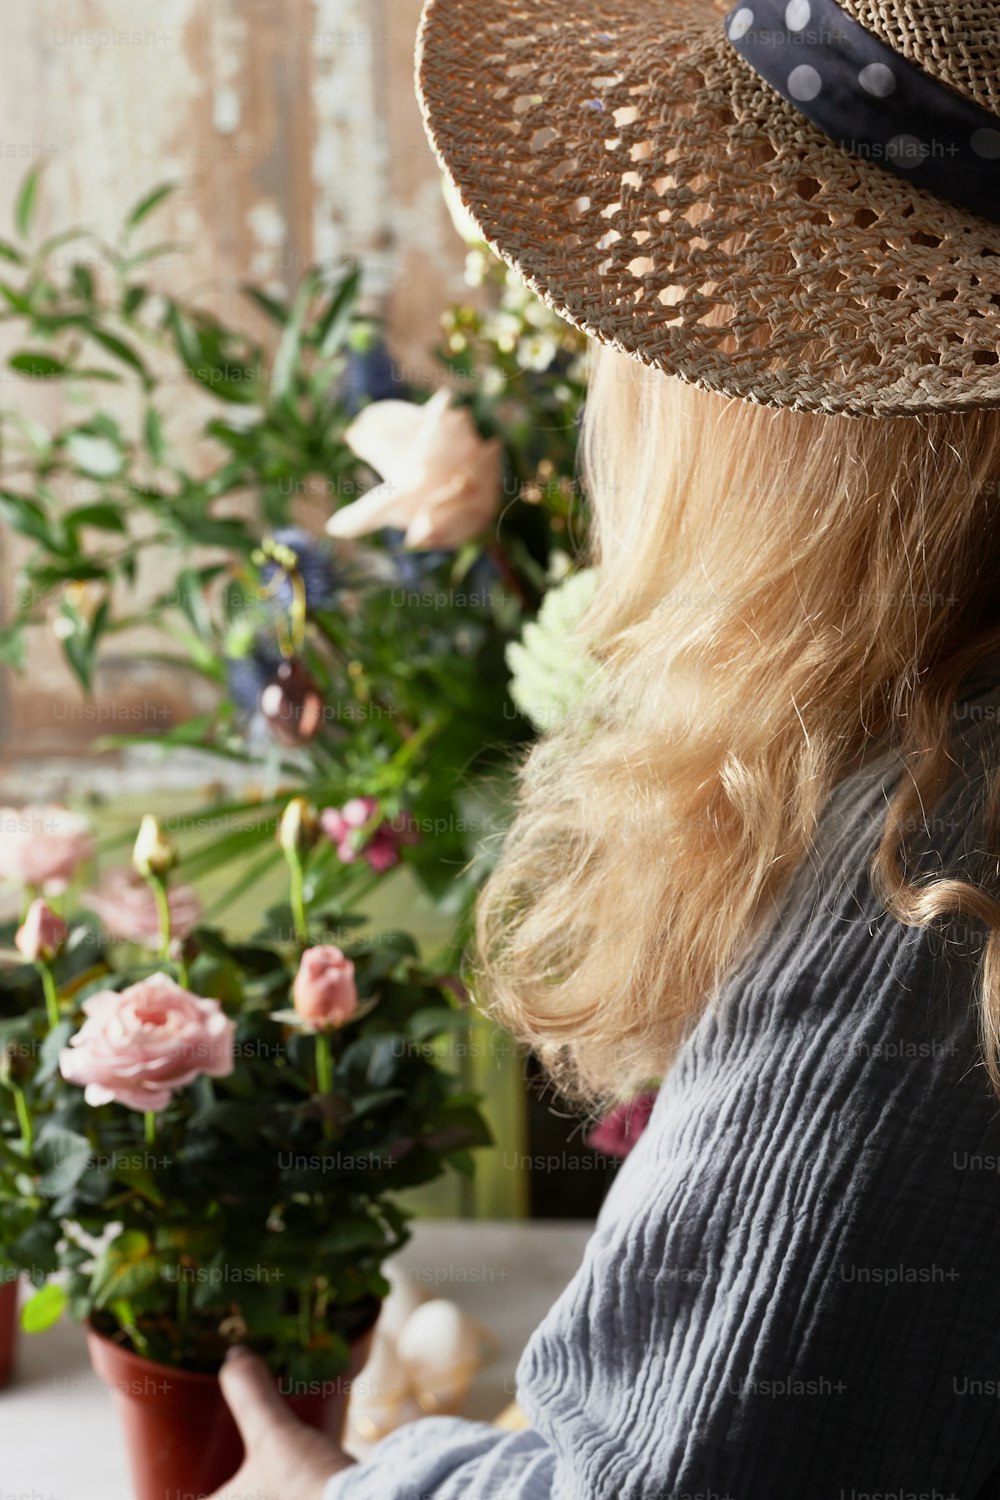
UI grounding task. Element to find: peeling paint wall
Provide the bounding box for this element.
[0,0,468,763]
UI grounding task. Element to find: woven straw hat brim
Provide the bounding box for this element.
[415,0,1000,417]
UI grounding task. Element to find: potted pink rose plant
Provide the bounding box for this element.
[0,810,489,1499]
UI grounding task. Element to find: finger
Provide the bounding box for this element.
[218,1345,296,1452]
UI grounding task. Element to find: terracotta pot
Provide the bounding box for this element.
[87,1321,374,1500]
[0,1277,18,1389]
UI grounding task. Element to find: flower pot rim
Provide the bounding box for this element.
[85,1297,382,1385]
[86,1320,229,1386]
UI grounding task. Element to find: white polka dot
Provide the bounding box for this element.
[785,0,811,30]
[885,133,926,169]
[971,127,1000,159]
[727,7,754,40]
[787,64,822,101]
[859,63,896,97]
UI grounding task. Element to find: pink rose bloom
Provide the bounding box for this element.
[320,798,419,873]
[0,805,93,892]
[293,945,359,1030]
[586,1091,659,1160]
[326,388,502,550]
[15,899,68,962]
[59,972,235,1113]
[81,869,201,948]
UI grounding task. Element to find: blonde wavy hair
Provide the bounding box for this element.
[473,340,1000,1107]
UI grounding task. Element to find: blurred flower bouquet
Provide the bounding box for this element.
[0,169,591,955]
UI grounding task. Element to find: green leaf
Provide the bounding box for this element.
[59,596,109,693]
[0,491,60,548]
[0,238,25,264]
[172,565,216,636]
[315,262,362,359]
[65,430,123,478]
[14,165,44,239]
[0,283,32,314]
[144,406,165,464]
[87,327,149,385]
[318,1214,388,1256]
[406,1006,469,1042]
[66,502,126,534]
[91,1230,158,1308]
[242,285,289,324]
[270,269,320,404]
[124,181,178,232]
[0,625,26,671]
[8,1220,60,1276]
[9,351,66,379]
[20,1282,67,1334]
[36,1020,72,1084]
[35,1126,93,1198]
[122,284,147,317]
[70,262,94,301]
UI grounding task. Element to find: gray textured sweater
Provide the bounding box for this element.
[328,680,1000,1500]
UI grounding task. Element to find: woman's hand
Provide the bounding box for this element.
[207,1345,355,1500]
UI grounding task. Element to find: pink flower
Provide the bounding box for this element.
[81,869,201,948]
[0,805,93,892]
[293,945,359,1030]
[320,798,419,873]
[586,1091,659,1160]
[59,972,235,1114]
[326,388,502,550]
[15,899,68,962]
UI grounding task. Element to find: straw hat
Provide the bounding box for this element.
[414,0,1000,417]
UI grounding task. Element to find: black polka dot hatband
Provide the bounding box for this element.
[415,0,1000,417]
[726,0,1000,224]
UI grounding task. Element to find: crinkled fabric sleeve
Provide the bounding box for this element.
[323,1418,555,1499]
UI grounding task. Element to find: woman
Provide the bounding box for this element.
[211,0,1000,1495]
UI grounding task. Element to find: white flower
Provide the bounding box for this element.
[516,334,558,373]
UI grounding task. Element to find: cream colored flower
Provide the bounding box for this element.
[327,389,502,551]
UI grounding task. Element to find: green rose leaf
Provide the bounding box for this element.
[91,1230,159,1308]
[20,1282,67,1334]
[35,1126,93,1198]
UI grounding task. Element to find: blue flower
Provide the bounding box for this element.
[225,637,283,716]
[341,333,411,417]
[379,527,452,585]
[258,527,338,611]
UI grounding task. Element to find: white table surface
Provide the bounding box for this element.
[2,1219,594,1498]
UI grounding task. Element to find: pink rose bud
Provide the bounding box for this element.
[292,945,359,1030]
[585,1091,659,1160]
[58,972,235,1114]
[15,898,68,962]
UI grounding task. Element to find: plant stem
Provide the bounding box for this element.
[39,964,60,1030]
[12,1085,32,1156]
[149,876,188,984]
[144,1111,156,1146]
[289,855,308,944]
[315,1031,333,1141]
[150,876,172,958]
[298,1283,312,1348]
[177,1267,190,1342]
